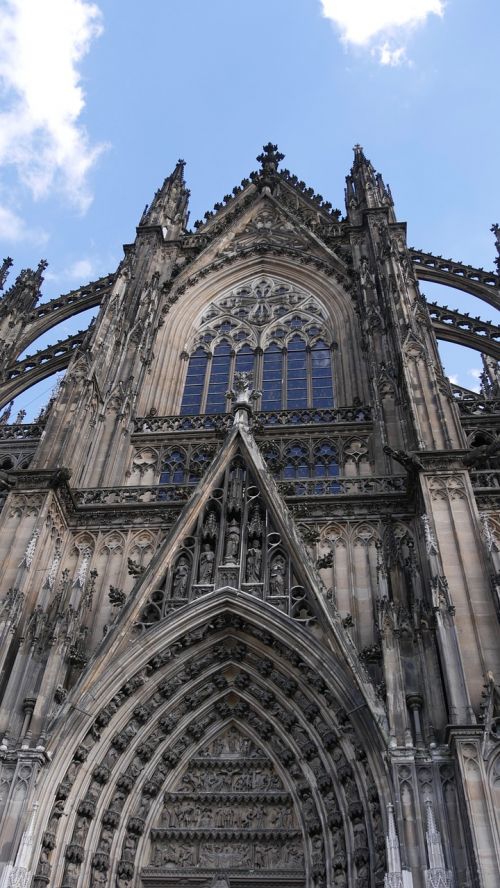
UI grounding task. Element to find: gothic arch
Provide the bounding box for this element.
[137,255,366,418]
[32,592,392,888]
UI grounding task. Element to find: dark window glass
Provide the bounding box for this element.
[180,348,208,415]
[205,342,231,414]
[160,450,185,484]
[262,344,283,411]
[235,345,255,375]
[311,340,334,408]
[287,336,307,408]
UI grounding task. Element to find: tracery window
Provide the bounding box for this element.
[180,277,336,415]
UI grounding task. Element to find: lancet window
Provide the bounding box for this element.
[180,277,336,415]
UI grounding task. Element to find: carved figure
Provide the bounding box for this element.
[246,539,262,582]
[172,556,190,597]
[199,543,215,583]
[269,555,286,596]
[224,519,240,563]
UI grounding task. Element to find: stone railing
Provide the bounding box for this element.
[469,470,500,490]
[74,484,195,506]
[73,474,406,507]
[133,405,372,434]
[277,475,407,497]
[456,398,500,416]
[0,422,45,440]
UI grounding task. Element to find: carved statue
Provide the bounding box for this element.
[269,555,286,596]
[172,556,190,597]
[246,539,262,582]
[224,519,240,564]
[199,543,215,583]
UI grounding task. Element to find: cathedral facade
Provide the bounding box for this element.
[0,144,499,888]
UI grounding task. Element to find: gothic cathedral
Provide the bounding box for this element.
[0,145,499,888]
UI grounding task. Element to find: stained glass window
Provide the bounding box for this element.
[180,347,207,415]
[287,336,308,409]
[205,341,232,414]
[262,344,283,411]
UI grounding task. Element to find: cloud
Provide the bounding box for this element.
[468,368,481,393]
[320,0,444,64]
[0,0,106,212]
[67,258,94,280]
[0,201,48,245]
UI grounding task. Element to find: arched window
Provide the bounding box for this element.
[313,440,339,477]
[205,341,232,414]
[283,442,309,479]
[286,336,308,409]
[180,278,336,416]
[262,344,283,411]
[180,347,208,415]
[159,449,185,484]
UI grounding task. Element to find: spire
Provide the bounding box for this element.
[0,257,13,291]
[0,260,47,316]
[139,159,190,236]
[256,142,284,193]
[384,804,414,888]
[491,223,500,275]
[424,800,453,887]
[480,354,500,398]
[345,144,395,223]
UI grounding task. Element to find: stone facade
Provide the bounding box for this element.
[0,145,499,888]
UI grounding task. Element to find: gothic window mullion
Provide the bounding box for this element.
[282,347,288,410]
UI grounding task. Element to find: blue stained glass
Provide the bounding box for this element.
[235,345,254,375]
[181,348,208,415]
[262,344,283,410]
[311,341,334,408]
[205,342,231,414]
[286,336,307,408]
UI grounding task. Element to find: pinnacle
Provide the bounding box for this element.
[256,142,285,172]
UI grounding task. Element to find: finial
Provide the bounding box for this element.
[256,143,285,173]
[227,372,260,425]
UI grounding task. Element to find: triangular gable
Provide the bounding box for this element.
[89,413,384,727]
[174,192,348,289]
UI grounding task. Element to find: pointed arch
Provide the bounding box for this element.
[31,593,392,888]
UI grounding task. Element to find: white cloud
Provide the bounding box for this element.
[0,202,48,245]
[67,258,94,280]
[468,368,482,393]
[320,0,444,64]
[0,0,106,212]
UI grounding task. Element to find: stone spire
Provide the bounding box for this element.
[480,353,500,398]
[424,800,453,887]
[491,223,500,275]
[0,260,47,317]
[345,144,395,224]
[0,257,13,291]
[0,802,38,888]
[139,159,190,236]
[384,803,414,888]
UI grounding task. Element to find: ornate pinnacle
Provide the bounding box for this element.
[256,143,285,174]
[491,223,500,275]
[0,257,13,291]
[424,799,452,887]
[227,371,260,425]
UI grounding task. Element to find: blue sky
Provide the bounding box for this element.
[0,0,498,419]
